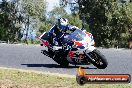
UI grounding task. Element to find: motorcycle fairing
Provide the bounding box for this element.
[38,32,50,47]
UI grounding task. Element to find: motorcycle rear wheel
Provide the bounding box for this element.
[48,49,69,67]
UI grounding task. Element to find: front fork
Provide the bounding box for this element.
[83,46,96,62]
[83,51,95,62]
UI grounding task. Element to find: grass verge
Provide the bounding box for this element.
[0,67,131,88]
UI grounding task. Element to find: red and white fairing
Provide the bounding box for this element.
[67,30,96,62]
[38,29,96,64]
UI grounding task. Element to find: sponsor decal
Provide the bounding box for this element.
[73,41,83,46]
[76,67,131,85]
[68,51,74,59]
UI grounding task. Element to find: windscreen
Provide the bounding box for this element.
[68,29,86,41]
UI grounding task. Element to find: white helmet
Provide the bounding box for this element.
[58,18,69,26]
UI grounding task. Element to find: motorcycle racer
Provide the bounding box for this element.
[48,18,79,46]
[39,19,108,68]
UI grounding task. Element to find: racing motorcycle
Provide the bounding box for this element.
[38,28,108,69]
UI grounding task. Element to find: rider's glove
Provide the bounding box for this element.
[70,26,79,31]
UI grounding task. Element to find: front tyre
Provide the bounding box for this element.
[87,49,108,69]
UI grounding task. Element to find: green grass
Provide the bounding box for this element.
[0,68,131,88]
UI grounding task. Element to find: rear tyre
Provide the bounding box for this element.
[53,53,69,67]
[48,49,69,67]
[87,49,108,69]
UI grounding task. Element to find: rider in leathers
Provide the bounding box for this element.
[49,18,78,46]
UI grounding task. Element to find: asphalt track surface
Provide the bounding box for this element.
[0,44,132,77]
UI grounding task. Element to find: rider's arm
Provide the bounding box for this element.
[68,25,79,31]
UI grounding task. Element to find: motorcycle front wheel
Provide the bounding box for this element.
[86,49,108,69]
